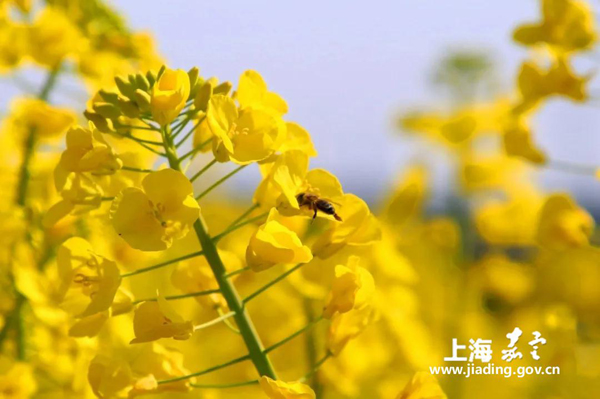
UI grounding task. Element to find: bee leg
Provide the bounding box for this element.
[311,207,317,224]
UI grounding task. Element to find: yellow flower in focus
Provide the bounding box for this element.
[151,68,190,126]
[246,208,313,272]
[207,94,286,164]
[130,294,194,343]
[536,193,594,249]
[323,256,375,319]
[28,7,82,67]
[57,237,121,318]
[110,169,199,251]
[278,122,317,157]
[513,0,596,54]
[8,98,76,140]
[259,376,315,399]
[54,125,122,191]
[0,360,37,398]
[236,69,288,115]
[395,372,447,399]
[312,193,381,258]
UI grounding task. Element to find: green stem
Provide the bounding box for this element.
[179,138,212,162]
[544,159,598,176]
[213,212,269,242]
[223,266,250,279]
[191,380,259,389]
[226,204,260,230]
[243,263,305,304]
[264,316,324,354]
[132,289,220,305]
[194,311,235,331]
[121,250,205,278]
[161,126,277,379]
[190,159,217,183]
[195,165,247,201]
[298,352,332,383]
[10,66,61,360]
[175,116,205,148]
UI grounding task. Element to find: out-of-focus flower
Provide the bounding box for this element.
[0,360,37,398]
[88,355,132,398]
[151,68,190,125]
[28,7,82,67]
[259,376,315,399]
[130,294,194,343]
[7,98,76,140]
[111,169,199,251]
[43,173,103,227]
[475,188,543,246]
[501,114,546,164]
[395,372,447,399]
[246,208,312,272]
[323,256,375,319]
[327,304,377,356]
[536,193,594,249]
[88,344,191,398]
[57,237,121,318]
[513,0,596,53]
[517,58,588,109]
[0,22,28,70]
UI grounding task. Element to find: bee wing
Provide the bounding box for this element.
[321,198,343,207]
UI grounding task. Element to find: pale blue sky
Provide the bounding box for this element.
[3,1,599,207]
[110,0,600,205]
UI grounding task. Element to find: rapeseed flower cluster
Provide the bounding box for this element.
[0,0,599,398]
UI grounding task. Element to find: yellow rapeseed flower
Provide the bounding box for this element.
[8,98,76,140]
[54,125,122,191]
[246,208,313,272]
[110,169,199,251]
[207,94,286,164]
[236,69,288,115]
[28,7,82,67]
[259,376,316,399]
[395,372,447,399]
[513,0,596,53]
[130,294,193,343]
[536,193,594,249]
[57,237,121,318]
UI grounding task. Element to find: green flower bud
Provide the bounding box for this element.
[134,89,151,112]
[214,81,233,95]
[93,102,121,119]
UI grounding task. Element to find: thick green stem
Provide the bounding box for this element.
[161,127,277,379]
[8,66,61,359]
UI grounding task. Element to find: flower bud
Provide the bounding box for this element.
[150,68,190,126]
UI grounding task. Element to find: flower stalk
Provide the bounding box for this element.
[161,126,278,380]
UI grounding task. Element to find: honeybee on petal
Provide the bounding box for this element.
[295,192,342,222]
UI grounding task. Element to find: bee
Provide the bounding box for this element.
[295,192,342,222]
